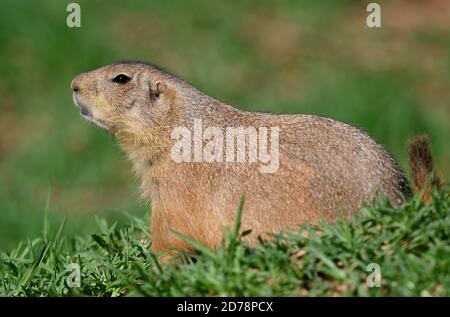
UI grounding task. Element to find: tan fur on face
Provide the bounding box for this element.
[71,61,412,258]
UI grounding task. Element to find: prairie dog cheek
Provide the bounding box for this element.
[88,94,116,122]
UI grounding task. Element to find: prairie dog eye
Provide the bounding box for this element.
[112,74,131,84]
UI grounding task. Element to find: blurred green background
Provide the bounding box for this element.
[0,0,448,251]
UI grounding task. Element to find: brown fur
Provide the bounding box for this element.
[71,61,415,257]
[408,135,440,202]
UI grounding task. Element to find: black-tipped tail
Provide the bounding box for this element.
[408,135,440,201]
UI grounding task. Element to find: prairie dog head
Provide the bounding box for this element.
[71,62,176,139]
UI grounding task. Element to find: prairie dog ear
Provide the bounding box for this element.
[149,80,166,100]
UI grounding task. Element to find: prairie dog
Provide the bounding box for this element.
[71,61,416,256]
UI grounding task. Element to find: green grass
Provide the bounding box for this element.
[1,188,448,296]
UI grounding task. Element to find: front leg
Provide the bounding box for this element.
[150,209,196,262]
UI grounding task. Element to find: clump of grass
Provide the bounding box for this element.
[0,188,448,296]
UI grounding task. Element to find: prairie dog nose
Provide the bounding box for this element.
[71,73,88,93]
[71,77,80,93]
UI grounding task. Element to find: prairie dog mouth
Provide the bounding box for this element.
[73,95,110,131]
[80,106,90,117]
